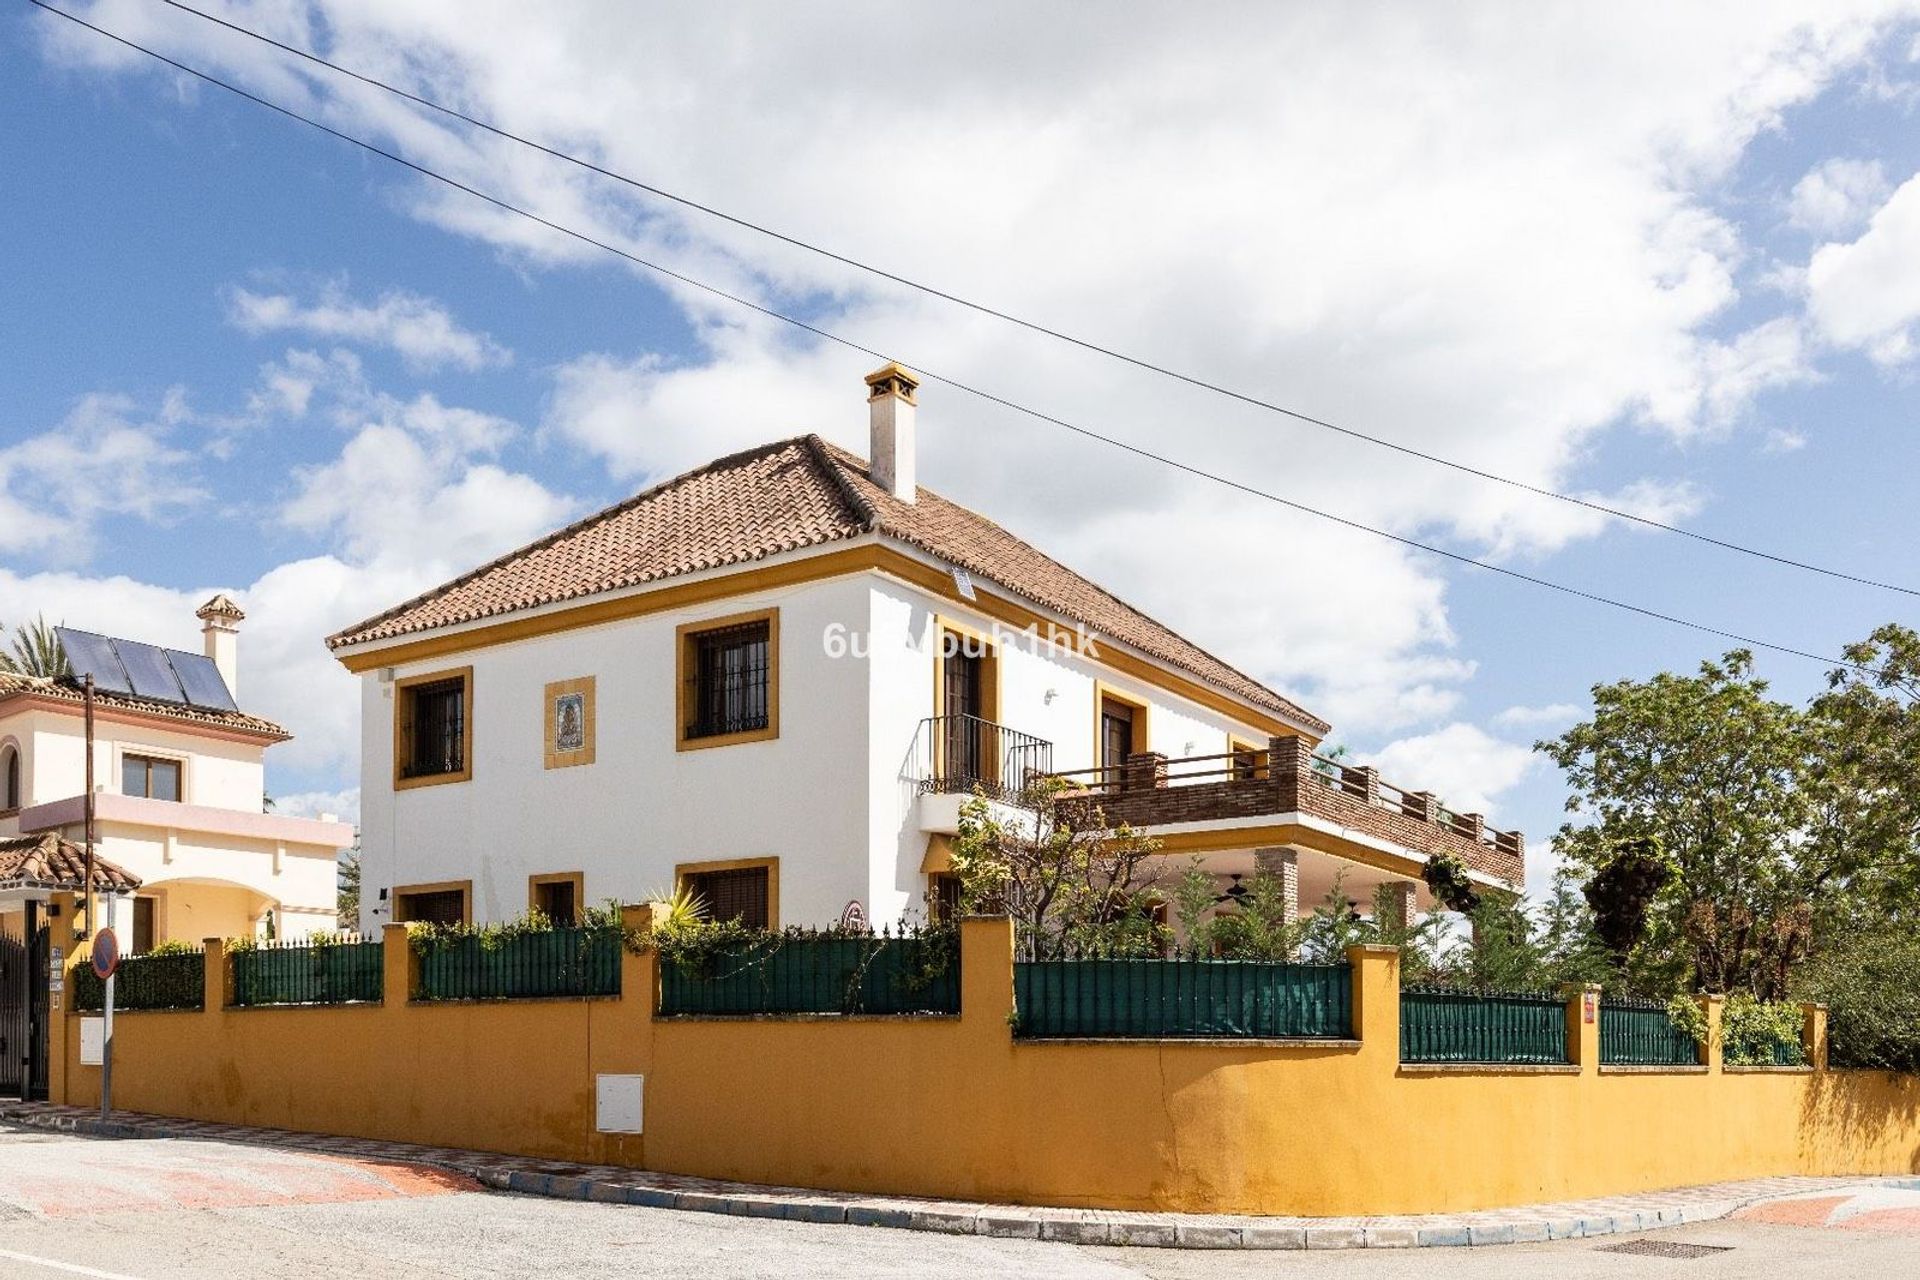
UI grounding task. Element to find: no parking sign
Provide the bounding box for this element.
[91,926,120,981]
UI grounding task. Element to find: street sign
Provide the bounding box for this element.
[91,926,120,981]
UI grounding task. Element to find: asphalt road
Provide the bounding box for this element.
[0,1126,1914,1278]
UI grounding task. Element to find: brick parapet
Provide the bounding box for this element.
[1060,737,1522,885]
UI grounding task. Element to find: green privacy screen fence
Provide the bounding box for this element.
[658,931,961,1016]
[1401,986,1567,1064]
[232,938,384,1006]
[1599,997,1699,1066]
[415,927,622,1000]
[1728,1027,1808,1067]
[1012,958,1351,1039]
[70,949,205,1011]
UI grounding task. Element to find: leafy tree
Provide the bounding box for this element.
[949,784,1165,960]
[1801,624,1920,916]
[1420,850,1480,913]
[0,615,70,678]
[1540,650,1813,999]
[1171,861,1312,961]
[336,841,362,928]
[1583,835,1675,971]
[1799,921,1920,1072]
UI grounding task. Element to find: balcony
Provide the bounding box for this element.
[909,715,1054,807]
[1049,736,1523,886]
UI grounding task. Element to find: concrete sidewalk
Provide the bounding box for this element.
[4,1102,1913,1250]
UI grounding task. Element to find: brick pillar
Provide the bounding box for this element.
[202,937,229,1012]
[1347,943,1398,1055]
[621,904,657,1016]
[960,915,1016,1038]
[1408,790,1441,824]
[1698,994,1724,1071]
[1253,848,1299,922]
[1268,736,1310,811]
[1123,751,1167,792]
[382,922,413,1008]
[1461,812,1487,842]
[1563,983,1601,1071]
[1378,880,1419,933]
[1800,1001,1829,1071]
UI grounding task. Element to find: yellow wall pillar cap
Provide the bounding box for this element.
[1346,943,1400,957]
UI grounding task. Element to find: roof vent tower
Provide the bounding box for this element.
[865,362,919,504]
[196,594,246,698]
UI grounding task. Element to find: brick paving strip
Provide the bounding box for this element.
[5,1103,1917,1249]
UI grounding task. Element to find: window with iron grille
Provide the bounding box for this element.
[930,872,963,922]
[397,889,466,925]
[533,877,578,925]
[685,619,771,740]
[683,866,770,929]
[402,676,467,779]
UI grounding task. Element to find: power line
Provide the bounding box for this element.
[142,0,1920,600]
[25,0,1914,694]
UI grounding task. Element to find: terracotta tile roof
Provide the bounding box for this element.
[0,671,290,741]
[0,832,142,892]
[327,436,1328,733]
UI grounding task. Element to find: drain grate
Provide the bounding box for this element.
[1597,1240,1735,1259]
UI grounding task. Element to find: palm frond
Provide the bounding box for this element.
[6,616,70,679]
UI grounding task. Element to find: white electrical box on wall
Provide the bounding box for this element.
[79,1017,105,1067]
[595,1074,644,1134]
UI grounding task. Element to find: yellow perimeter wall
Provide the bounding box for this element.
[52,913,1920,1217]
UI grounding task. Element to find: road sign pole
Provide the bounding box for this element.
[101,893,114,1119]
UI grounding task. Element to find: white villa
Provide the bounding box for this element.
[331,365,1522,933]
[0,598,354,947]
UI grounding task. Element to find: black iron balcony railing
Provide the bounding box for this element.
[913,715,1053,805]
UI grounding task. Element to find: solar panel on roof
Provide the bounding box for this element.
[168,650,238,712]
[114,640,187,703]
[53,628,134,695]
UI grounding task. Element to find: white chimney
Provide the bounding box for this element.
[195,594,246,698]
[865,362,919,503]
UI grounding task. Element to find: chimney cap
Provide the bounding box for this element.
[863,362,919,404]
[196,594,246,624]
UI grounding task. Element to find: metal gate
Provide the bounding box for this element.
[0,904,51,1101]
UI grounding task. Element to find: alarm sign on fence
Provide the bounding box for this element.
[91,927,120,981]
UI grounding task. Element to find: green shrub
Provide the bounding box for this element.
[406,901,640,956]
[1799,926,1920,1073]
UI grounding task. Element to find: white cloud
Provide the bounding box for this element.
[1762,427,1808,454]
[1368,723,1539,820]
[284,395,574,571]
[274,787,361,827]
[228,283,510,373]
[544,337,856,481]
[0,556,414,784]
[30,0,1920,771]
[1787,157,1892,237]
[1493,703,1585,730]
[1806,171,1920,365]
[0,393,204,562]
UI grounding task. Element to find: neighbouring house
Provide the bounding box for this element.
[330,365,1522,933]
[0,597,355,949]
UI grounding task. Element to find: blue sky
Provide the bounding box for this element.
[4,3,1919,887]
